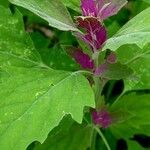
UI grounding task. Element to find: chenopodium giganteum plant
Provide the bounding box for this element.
[72,0,128,128]
[0,0,150,150]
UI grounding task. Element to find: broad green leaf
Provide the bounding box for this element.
[110,93,150,138]
[61,0,81,13]
[103,8,150,51]
[18,7,48,25]
[9,0,78,31]
[34,116,92,150]
[117,44,150,91]
[0,7,95,150]
[0,6,41,63]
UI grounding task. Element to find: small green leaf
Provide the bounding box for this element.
[34,116,92,150]
[110,93,150,138]
[97,63,133,80]
[103,8,150,51]
[9,0,78,31]
[0,6,94,150]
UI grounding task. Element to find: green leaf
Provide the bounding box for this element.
[116,44,150,91]
[30,32,79,71]
[0,0,9,7]
[0,6,41,64]
[127,140,145,150]
[97,63,133,80]
[110,93,150,138]
[9,0,78,31]
[34,116,92,150]
[61,0,81,13]
[47,45,79,70]
[103,8,150,51]
[0,6,94,150]
[142,0,150,5]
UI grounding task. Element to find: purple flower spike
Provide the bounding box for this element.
[92,108,112,128]
[81,0,96,17]
[81,0,127,20]
[67,47,94,70]
[73,49,94,69]
[76,17,107,51]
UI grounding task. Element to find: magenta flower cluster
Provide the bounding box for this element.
[92,108,112,128]
[72,0,126,71]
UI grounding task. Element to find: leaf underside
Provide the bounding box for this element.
[103,7,150,51]
[9,0,78,31]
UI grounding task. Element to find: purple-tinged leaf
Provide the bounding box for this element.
[76,16,107,51]
[66,47,94,70]
[97,0,128,20]
[92,108,112,128]
[95,63,108,76]
[106,52,117,64]
[81,0,97,16]
[73,50,94,69]
[81,0,127,20]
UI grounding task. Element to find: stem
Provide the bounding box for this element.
[94,126,111,150]
[92,51,110,149]
[94,77,102,104]
[90,128,97,150]
[93,51,102,104]
[93,51,100,67]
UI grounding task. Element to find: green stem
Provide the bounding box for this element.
[90,128,97,150]
[93,51,99,67]
[92,51,110,149]
[94,77,102,103]
[94,127,111,150]
[93,51,103,105]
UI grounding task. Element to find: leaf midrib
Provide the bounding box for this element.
[114,31,150,38]
[0,50,49,69]
[125,51,150,65]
